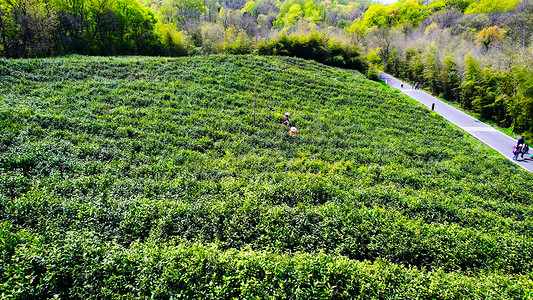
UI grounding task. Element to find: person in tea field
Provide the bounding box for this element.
[281,112,290,126]
[290,127,297,135]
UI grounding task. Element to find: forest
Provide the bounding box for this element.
[3,0,530,137]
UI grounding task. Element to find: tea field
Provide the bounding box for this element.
[1,55,533,298]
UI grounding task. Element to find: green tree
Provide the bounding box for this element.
[0,0,57,57]
[423,44,442,95]
[158,0,206,30]
[461,54,481,109]
[397,0,430,26]
[443,0,475,12]
[471,68,501,120]
[273,0,322,28]
[222,25,251,54]
[241,0,256,16]
[513,68,533,134]
[441,55,461,102]
[360,3,388,27]
[354,0,430,29]
[405,47,424,83]
[464,0,520,13]
[155,22,188,55]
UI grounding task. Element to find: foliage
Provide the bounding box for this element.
[442,0,476,12]
[347,0,430,32]
[156,0,206,29]
[475,26,506,49]
[1,55,533,297]
[3,231,533,299]
[464,0,520,13]
[273,0,323,28]
[257,32,368,71]
[359,3,389,27]
[222,26,253,54]
[155,22,189,56]
[241,0,257,16]
[0,0,159,57]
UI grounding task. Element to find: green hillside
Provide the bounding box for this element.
[1,55,533,298]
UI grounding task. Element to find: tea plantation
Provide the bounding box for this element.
[1,55,533,299]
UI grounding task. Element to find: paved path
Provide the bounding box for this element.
[380,73,532,172]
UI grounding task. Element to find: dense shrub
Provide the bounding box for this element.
[1,55,533,297]
[2,226,533,299]
[257,32,368,74]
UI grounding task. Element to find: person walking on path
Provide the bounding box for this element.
[517,136,525,147]
[522,144,529,159]
[513,145,522,160]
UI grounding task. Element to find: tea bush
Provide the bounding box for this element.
[1,55,533,297]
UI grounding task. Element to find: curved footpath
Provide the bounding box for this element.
[380,73,532,172]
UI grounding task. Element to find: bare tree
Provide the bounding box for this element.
[426,8,462,29]
[503,0,533,48]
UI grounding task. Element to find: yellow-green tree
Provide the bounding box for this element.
[475,26,505,49]
[273,0,322,28]
[464,0,520,14]
[157,0,206,29]
[347,0,429,33]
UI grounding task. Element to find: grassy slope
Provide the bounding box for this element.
[1,55,533,298]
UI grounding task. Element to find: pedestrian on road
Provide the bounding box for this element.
[415,82,419,90]
[522,144,530,159]
[517,136,525,147]
[401,83,404,88]
[513,145,522,160]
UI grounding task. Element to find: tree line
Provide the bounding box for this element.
[0,0,160,57]
[0,0,371,72]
